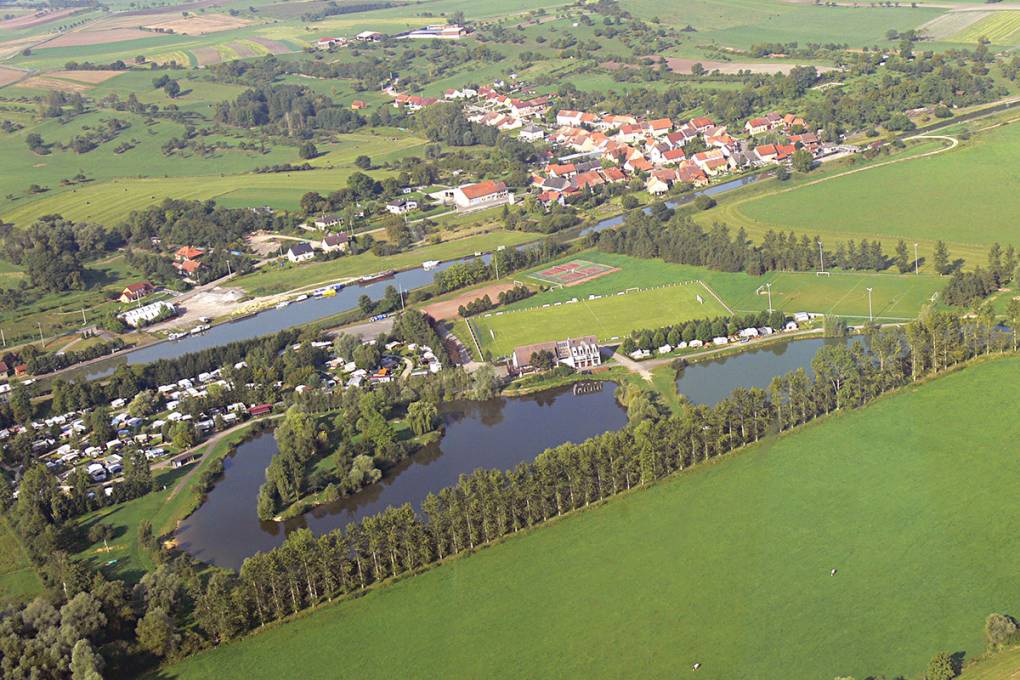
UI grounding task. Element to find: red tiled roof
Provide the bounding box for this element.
[459,180,507,199]
[175,246,204,260]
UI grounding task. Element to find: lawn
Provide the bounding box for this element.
[0,518,43,605]
[158,357,1020,680]
[473,283,729,357]
[716,122,1020,262]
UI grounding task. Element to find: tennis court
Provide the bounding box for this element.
[529,259,620,287]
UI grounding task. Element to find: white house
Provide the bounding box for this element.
[320,232,349,253]
[287,243,316,263]
[512,336,601,371]
[386,198,418,214]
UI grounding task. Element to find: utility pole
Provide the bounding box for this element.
[867,287,873,322]
[81,308,87,326]
[37,322,43,344]
[914,242,919,275]
[1,328,5,348]
[399,284,405,311]
[766,282,773,314]
[817,240,825,274]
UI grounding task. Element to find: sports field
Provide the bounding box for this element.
[728,270,945,320]
[473,283,729,357]
[159,358,1020,680]
[498,251,947,323]
[714,123,1020,260]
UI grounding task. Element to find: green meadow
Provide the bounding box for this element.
[716,122,1020,261]
[1,128,429,226]
[159,357,1020,680]
[474,283,729,356]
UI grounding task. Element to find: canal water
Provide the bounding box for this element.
[175,382,628,570]
[81,254,492,380]
[676,336,865,406]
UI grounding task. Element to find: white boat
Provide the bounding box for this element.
[275,300,290,309]
[422,260,440,270]
[295,294,308,302]
[168,332,185,341]
[190,324,210,335]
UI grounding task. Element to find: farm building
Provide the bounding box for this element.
[453,180,514,211]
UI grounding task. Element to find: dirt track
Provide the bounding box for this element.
[422,282,520,320]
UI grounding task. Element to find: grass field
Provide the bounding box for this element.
[473,283,729,356]
[711,123,1020,261]
[497,251,947,322]
[159,357,1020,680]
[0,518,43,605]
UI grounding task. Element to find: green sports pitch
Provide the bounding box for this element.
[722,270,945,320]
[472,283,729,357]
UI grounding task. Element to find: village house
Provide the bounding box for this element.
[512,336,602,372]
[453,180,514,210]
[355,30,383,41]
[174,246,204,262]
[320,232,349,254]
[314,214,342,229]
[386,198,418,214]
[556,110,584,127]
[118,281,154,304]
[287,243,316,263]
[519,124,545,142]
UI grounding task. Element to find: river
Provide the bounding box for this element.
[175,382,628,570]
[79,254,492,380]
[577,173,763,238]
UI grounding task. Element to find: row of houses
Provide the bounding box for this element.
[286,231,351,263]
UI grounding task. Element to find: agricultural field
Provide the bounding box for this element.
[701,123,1020,265]
[627,0,942,48]
[473,283,729,357]
[159,357,1020,680]
[952,10,1020,45]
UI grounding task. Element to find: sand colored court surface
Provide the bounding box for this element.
[529,259,620,287]
[422,282,521,320]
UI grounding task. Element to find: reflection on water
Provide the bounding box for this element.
[677,336,864,406]
[176,383,628,570]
